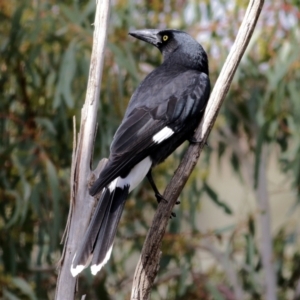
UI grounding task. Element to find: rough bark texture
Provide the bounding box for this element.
[131,0,264,298]
[55,1,111,299]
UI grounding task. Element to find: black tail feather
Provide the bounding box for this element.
[71,185,129,277]
[71,188,112,276]
[91,186,129,275]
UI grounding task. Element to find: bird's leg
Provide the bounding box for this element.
[146,170,166,203]
[147,170,179,218]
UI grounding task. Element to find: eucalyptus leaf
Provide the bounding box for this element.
[11,277,37,300]
[203,182,233,215]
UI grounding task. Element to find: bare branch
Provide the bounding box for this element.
[131,0,264,298]
[201,240,244,300]
[255,146,277,300]
[55,1,111,299]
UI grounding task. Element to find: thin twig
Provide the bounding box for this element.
[131,0,264,299]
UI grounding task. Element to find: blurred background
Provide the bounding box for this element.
[1,0,300,299]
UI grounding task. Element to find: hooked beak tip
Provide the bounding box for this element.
[128,29,160,47]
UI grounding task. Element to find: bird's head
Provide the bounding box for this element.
[129,29,209,75]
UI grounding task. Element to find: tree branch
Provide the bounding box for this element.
[55,1,111,299]
[255,146,277,300]
[131,0,264,298]
[201,240,244,299]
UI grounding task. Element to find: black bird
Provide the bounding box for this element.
[71,29,210,276]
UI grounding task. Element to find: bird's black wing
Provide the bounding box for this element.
[90,70,210,195]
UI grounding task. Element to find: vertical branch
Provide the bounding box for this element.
[201,241,244,299]
[131,0,264,298]
[55,1,111,299]
[255,146,277,300]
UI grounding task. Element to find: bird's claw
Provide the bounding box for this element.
[170,211,176,219]
[189,137,201,145]
[189,137,209,147]
[156,192,167,203]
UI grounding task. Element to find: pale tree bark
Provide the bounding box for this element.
[131,0,265,299]
[218,128,277,300]
[55,1,111,299]
[201,241,244,299]
[255,146,277,300]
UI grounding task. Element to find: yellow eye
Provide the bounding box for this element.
[162,35,168,42]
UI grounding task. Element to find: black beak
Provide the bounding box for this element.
[129,29,160,47]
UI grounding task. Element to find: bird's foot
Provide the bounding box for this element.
[189,137,208,147]
[155,195,178,218]
[169,200,180,218]
[155,192,167,204]
[170,211,176,219]
[189,137,201,145]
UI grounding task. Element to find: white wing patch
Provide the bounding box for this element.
[153,127,174,143]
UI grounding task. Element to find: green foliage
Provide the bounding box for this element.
[1,0,300,299]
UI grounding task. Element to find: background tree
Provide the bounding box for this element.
[0,0,299,299]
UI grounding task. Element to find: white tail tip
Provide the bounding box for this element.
[70,264,85,277]
[91,245,113,275]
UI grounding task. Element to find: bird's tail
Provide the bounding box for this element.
[70,184,129,277]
